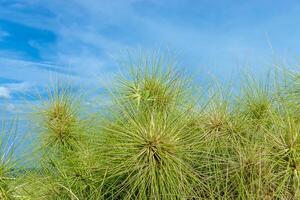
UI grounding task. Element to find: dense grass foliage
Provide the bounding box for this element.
[2,56,300,199]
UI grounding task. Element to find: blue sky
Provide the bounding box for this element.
[1,0,300,116]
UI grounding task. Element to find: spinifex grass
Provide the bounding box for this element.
[97,105,206,199]
[16,83,102,199]
[264,110,300,199]
[18,152,103,200]
[91,57,208,199]
[0,118,17,199]
[5,53,300,199]
[37,84,84,153]
[115,54,191,112]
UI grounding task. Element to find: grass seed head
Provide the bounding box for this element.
[39,84,82,152]
[116,54,190,112]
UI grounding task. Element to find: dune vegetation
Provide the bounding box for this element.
[1,54,300,199]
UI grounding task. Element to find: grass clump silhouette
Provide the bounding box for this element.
[4,53,300,199]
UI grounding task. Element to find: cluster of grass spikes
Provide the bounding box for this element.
[3,54,300,199]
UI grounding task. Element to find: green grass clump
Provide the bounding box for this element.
[16,84,100,199]
[5,53,300,199]
[0,119,17,199]
[115,55,190,112]
[38,85,83,151]
[97,107,205,199]
[94,61,205,199]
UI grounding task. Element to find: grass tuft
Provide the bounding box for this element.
[4,53,300,199]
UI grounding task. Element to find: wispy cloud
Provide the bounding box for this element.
[0,81,31,99]
[1,0,300,117]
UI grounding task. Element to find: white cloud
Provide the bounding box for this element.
[0,82,32,100]
[1,0,300,99]
[0,87,11,99]
[5,82,31,93]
